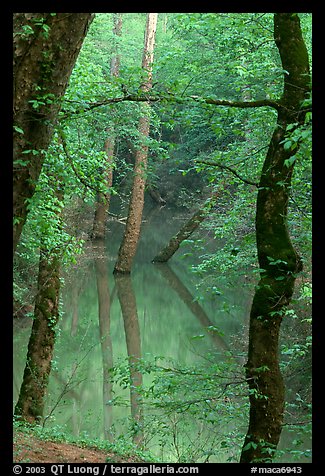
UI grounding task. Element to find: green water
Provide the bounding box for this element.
[13,205,311,462]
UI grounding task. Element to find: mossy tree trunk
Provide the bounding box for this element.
[240,13,310,463]
[114,13,158,274]
[14,250,61,423]
[13,13,93,254]
[14,187,63,423]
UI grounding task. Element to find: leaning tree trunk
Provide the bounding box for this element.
[152,190,220,263]
[13,13,93,254]
[240,13,310,463]
[114,13,158,274]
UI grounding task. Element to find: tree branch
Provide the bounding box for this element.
[57,128,104,195]
[195,159,259,187]
[60,93,282,119]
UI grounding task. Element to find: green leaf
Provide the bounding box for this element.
[283,140,293,151]
[13,125,24,134]
[14,159,30,167]
[242,441,258,451]
[284,155,297,168]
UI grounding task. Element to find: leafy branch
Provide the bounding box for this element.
[57,127,104,195]
[61,92,282,120]
[195,159,259,187]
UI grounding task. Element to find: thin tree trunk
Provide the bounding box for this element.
[92,133,116,240]
[92,13,122,240]
[240,13,310,463]
[114,13,158,274]
[13,13,93,254]
[152,191,219,263]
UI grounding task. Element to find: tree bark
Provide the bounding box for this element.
[13,13,93,254]
[114,13,158,274]
[14,182,63,423]
[92,13,122,240]
[240,13,310,463]
[152,191,219,263]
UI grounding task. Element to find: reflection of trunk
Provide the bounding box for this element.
[114,13,158,274]
[154,263,228,351]
[92,14,122,240]
[70,282,79,337]
[240,14,310,463]
[114,274,143,446]
[15,244,61,423]
[94,239,114,441]
[152,191,219,263]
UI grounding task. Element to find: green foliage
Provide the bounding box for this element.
[110,353,248,462]
[14,12,312,464]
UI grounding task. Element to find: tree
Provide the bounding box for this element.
[13,13,93,254]
[114,13,158,274]
[92,13,123,240]
[13,12,311,461]
[152,190,220,263]
[14,175,64,423]
[240,13,310,463]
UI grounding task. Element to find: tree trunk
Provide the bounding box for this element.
[92,133,116,240]
[240,13,310,463]
[114,13,158,274]
[152,191,219,263]
[92,13,122,240]
[15,236,62,423]
[13,13,93,254]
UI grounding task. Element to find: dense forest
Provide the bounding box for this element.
[13,13,312,464]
